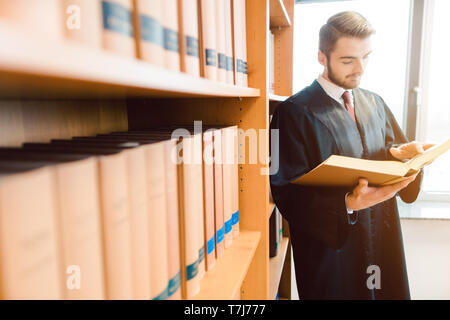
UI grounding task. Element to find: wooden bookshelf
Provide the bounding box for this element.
[270,0,292,28]
[0,0,295,300]
[193,230,261,300]
[269,237,289,300]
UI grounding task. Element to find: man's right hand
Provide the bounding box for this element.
[345,174,418,211]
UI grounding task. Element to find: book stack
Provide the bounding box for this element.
[0,0,248,85]
[0,124,240,300]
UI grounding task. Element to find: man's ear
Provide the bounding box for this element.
[318,50,327,67]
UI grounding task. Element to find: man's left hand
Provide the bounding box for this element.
[389,141,435,161]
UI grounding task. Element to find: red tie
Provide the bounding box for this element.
[342,91,356,123]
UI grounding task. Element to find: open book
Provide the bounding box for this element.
[291,139,450,187]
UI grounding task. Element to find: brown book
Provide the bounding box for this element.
[0,0,62,41]
[224,0,234,84]
[292,139,450,187]
[212,129,225,259]
[178,0,200,76]
[61,0,102,48]
[202,130,216,271]
[162,0,180,71]
[101,0,136,57]
[199,0,217,81]
[135,0,165,67]
[0,166,62,299]
[215,0,227,83]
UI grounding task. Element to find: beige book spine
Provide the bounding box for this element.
[125,148,151,299]
[0,168,62,299]
[61,0,102,48]
[178,0,200,76]
[101,0,136,57]
[193,132,205,280]
[135,0,165,66]
[54,159,105,299]
[98,153,133,299]
[0,0,62,41]
[164,140,182,300]
[215,0,227,83]
[179,135,201,298]
[232,0,243,86]
[231,126,240,238]
[224,0,234,84]
[145,142,170,300]
[222,127,234,248]
[162,0,181,71]
[199,0,217,81]
[202,130,216,271]
[240,0,248,86]
[213,129,225,259]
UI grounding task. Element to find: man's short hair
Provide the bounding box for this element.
[319,11,376,58]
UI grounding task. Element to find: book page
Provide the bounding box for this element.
[406,139,450,171]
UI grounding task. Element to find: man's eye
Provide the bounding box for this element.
[343,61,352,65]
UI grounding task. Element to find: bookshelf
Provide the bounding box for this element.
[0,0,294,300]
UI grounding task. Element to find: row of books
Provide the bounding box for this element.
[0,0,248,86]
[0,125,239,299]
[269,205,283,258]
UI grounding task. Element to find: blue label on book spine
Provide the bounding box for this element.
[207,235,215,254]
[236,58,243,73]
[152,286,169,300]
[186,260,199,280]
[198,246,205,263]
[216,226,224,244]
[243,61,248,75]
[224,217,232,234]
[205,49,217,66]
[232,210,239,225]
[168,271,181,297]
[186,35,199,57]
[102,1,133,37]
[218,53,227,70]
[226,56,234,71]
[164,28,179,52]
[139,14,164,47]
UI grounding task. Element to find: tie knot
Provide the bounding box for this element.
[342,91,352,104]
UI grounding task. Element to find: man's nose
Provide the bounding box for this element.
[353,59,365,74]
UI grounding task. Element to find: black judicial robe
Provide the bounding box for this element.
[269,80,423,300]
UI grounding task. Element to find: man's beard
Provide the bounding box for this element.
[327,61,361,90]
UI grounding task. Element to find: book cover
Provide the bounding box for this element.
[162,0,180,71]
[178,0,200,76]
[199,0,217,81]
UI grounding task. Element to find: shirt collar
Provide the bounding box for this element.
[317,74,353,105]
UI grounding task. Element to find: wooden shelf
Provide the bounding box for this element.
[269,237,290,300]
[269,93,289,102]
[0,25,260,99]
[270,0,292,28]
[193,230,261,300]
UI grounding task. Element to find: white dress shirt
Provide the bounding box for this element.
[317,74,356,217]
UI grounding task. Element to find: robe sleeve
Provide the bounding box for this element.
[383,100,423,203]
[270,101,354,250]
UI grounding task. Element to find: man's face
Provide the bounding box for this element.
[319,36,373,89]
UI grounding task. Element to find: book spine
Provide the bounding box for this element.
[164,140,182,300]
[215,0,227,83]
[231,126,240,238]
[240,0,248,86]
[0,0,62,41]
[199,0,217,81]
[0,168,62,299]
[145,142,170,300]
[135,0,165,66]
[126,148,151,299]
[101,0,136,57]
[61,0,102,48]
[224,0,235,84]
[222,127,234,249]
[213,130,225,259]
[231,0,242,86]
[162,0,181,72]
[99,154,134,299]
[178,0,200,77]
[55,159,106,299]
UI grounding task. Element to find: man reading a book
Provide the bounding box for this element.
[270,11,433,299]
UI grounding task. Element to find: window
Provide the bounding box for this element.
[293,0,412,129]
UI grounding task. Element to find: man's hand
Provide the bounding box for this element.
[389,141,435,161]
[345,174,418,211]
